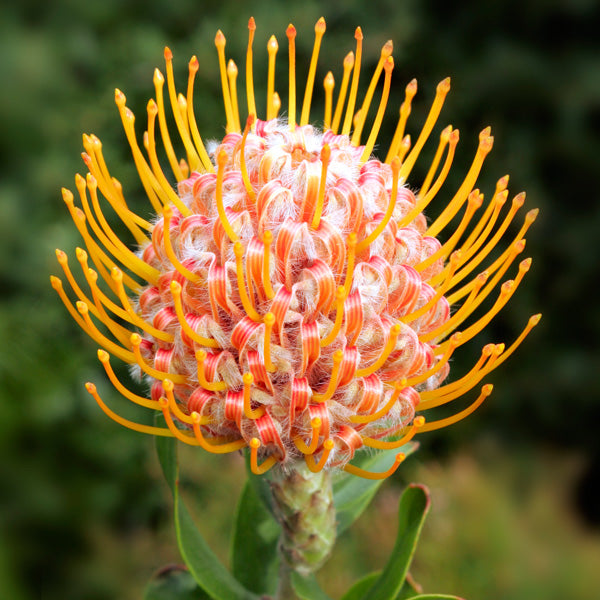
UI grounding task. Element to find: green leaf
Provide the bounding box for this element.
[339,571,381,600]
[333,442,419,534]
[230,479,280,595]
[361,484,430,600]
[144,565,211,600]
[154,418,260,600]
[291,572,333,600]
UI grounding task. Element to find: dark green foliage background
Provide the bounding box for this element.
[0,0,598,598]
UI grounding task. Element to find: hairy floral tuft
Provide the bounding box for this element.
[53,17,539,479]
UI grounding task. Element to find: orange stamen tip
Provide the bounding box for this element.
[264,312,275,326]
[526,208,539,222]
[227,59,238,76]
[414,416,426,427]
[267,35,278,51]
[311,417,322,428]
[189,56,199,71]
[315,17,326,33]
[217,149,228,167]
[355,27,363,40]
[147,98,158,114]
[243,372,254,385]
[480,126,492,139]
[321,143,331,162]
[215,30,225,47]
[248,17,256,30]
[323,439,334,450]
[481,136,494,153]
[153,68,164,85]
[164,46,173,61]
[263,230,273,244]
[191,411,201,424]
[97,349,109,362]
[382,40,394,57]
[395,452,406,463]
[333,349,344,363]
[163,378,174,392]
[482,384,494,395]
[530,313,542,326]
[130,333,142,345]
[347,232,357,246]
[336,286,346,300]
[391,155,401,172]
[343,51,355,67]
[170,280,182,293]
[196,349,207,362]
[286,24,296,38]
[85,382,96,394]
[76,300,88,314]
[159,397,168,408]
[50,275,62,289]
[246,114,256,128]
[438,77,451,93]
[249,437,261,449]
[55,248,66,262]
[384,56,394,72]
[114,88,126,105]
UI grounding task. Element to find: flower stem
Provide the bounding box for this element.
[275,561,297,600]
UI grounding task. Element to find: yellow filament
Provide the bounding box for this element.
[249,438,278,474]
[360,56,394,162]
[240,115,256,203]
[350,379,407,424]
[323,72,334,130]
[51,275,94,335]
[286,24,297,130]
[331,52,354,134]
[443,240,525,332]
[170,281,220,348]
[356,157,400,253]
[385,79,418,163]
[490,313,541,371]
[300,17,326,126]
[163,47,201,172]
[160,398,203,445]
[111,267,174,342]
[55,249,100,319]
[312,350,344,402]
[215,31,236,133]
[343,233,358,295]
[144,98,192,216]
[398,77,451,180]
[402,251,461,323]
[320,286,347,347]
[234,242,261,321]
[294,417,322,454]
[311,144,331,229]
[195,350,227,392]
[362,416,425,450]
[419,125,452,197]
[417,384,493,433]
[163,379,213,425]
[83,174,161,284]
[266,36,279,120]
[97,349,159,410]
[397,135,411,163]
[343,451,405,480]
[161,204,201,283]
[77,301,136,363]
[113,93,164,215]
[263,312,276,372]
[396,129,459,229]
[355,324,401,378]
[215,150,240,243]
[406,333,462,386]
[186,57,214,172]
[227,59,241,133]
[130,333,187,383]
[73,240,120,299]
[151,71,185,181]
[86,383,174,437]
[447,200,535,302]
[246,18,257,121]
[416,190,483,272]
[243,373,265,419]
[262,230,275,299]
[426,133,494,238]
[352,40,393,146]
[419,273,488,343]
[305,439,334,473]
[342,27,363,136]
[190,413,246,453]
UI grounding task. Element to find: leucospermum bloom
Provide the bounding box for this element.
[53,18,539,480]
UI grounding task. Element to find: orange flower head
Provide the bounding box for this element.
[53,18,540,479]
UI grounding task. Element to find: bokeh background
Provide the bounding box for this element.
[1,0,599,598]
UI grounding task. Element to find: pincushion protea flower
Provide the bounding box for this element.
[52,17,539,482]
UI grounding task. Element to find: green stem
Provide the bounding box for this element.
[275,561,297,600]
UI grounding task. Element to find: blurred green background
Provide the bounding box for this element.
[1,0,599,598]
